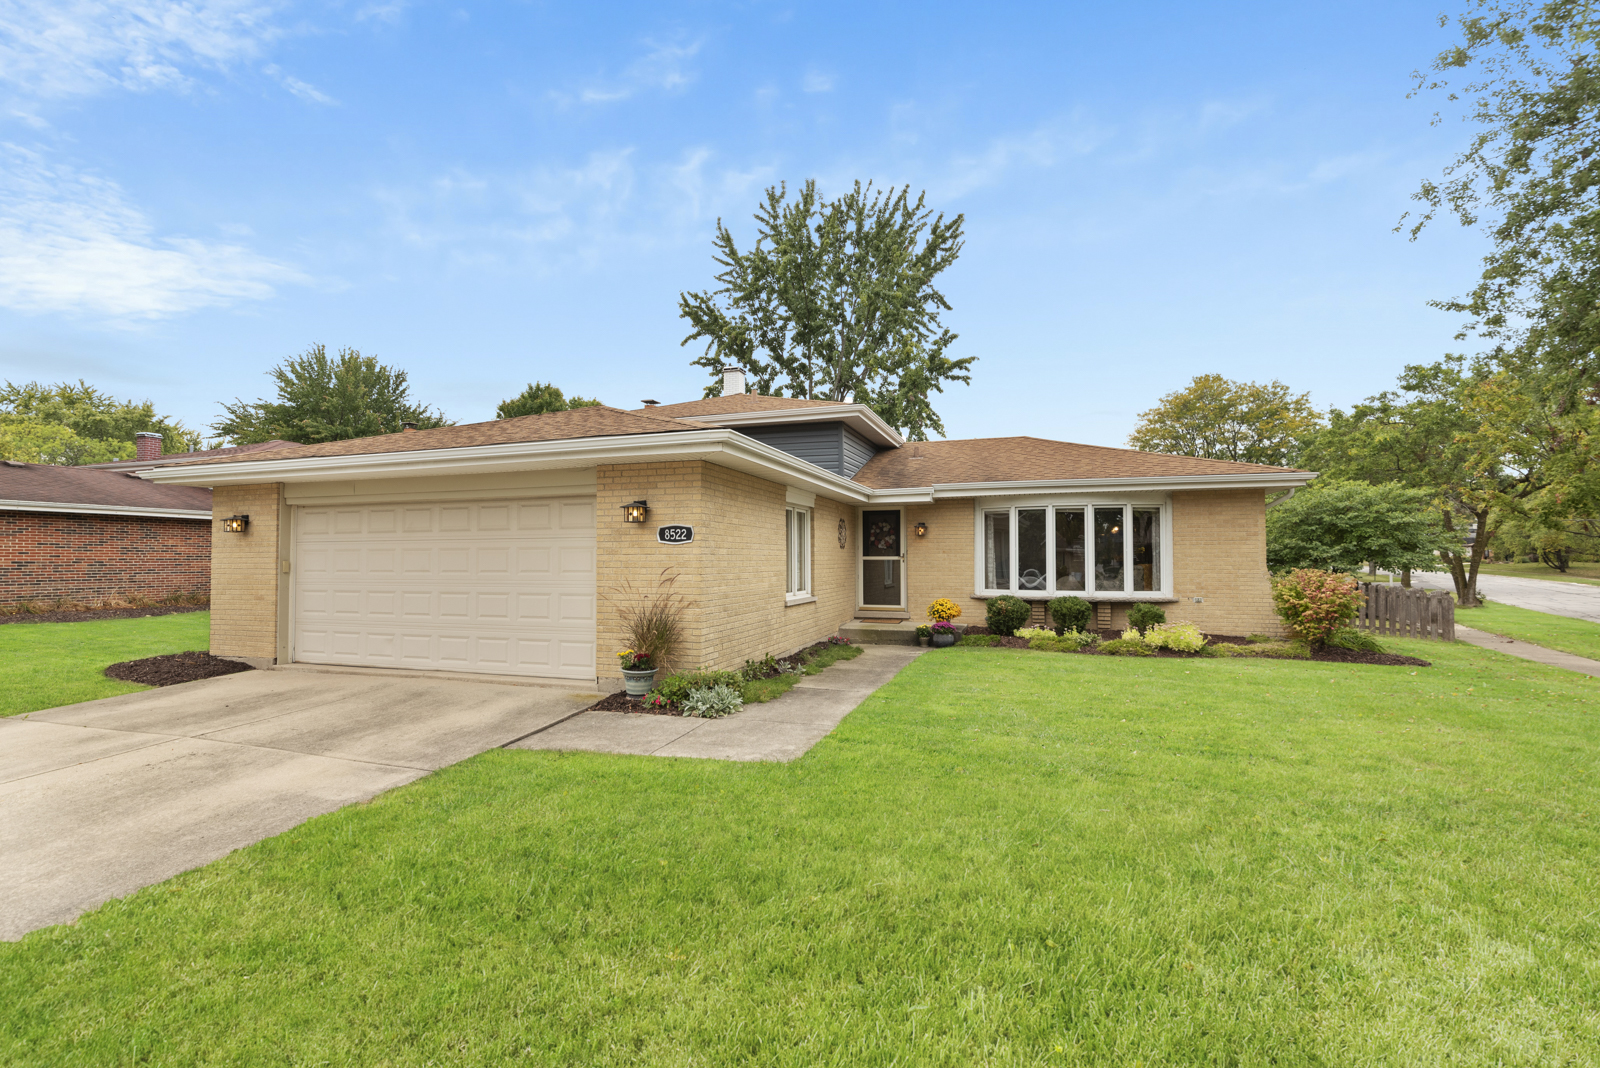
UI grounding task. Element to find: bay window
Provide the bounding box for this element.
[977,502,1168,598]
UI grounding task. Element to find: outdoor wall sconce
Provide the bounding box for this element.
[914,522,928,537]
[621,500,649,523]
[222,515,250,533]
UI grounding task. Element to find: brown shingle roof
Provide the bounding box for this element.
[851,436,1305,489]
[166,406,704,468]
[632,394,851,419]
[1,462,212,512]
[80,439,302,472]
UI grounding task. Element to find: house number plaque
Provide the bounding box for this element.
[656,524,694,545]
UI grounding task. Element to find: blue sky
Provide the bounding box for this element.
[0,1,1489,446]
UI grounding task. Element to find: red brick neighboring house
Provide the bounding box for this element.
[1,434,299,605]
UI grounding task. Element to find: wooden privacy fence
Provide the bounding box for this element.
[1356,582,1455,640]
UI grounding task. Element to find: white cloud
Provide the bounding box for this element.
[553,37,702,107]
[939,113,1106,199]
[801,68,832,93]
[0,0,283,98]
[263,61,334,104]
[0,144,303,319]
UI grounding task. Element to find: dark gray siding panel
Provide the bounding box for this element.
[842,427,879,478]
[738,424,845,474]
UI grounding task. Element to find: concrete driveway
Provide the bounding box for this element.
[0,668,595,942]
[1410,571,1600,623]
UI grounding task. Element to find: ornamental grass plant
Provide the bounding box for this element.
[608,568,689,670]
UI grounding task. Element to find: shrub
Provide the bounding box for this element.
[653,669,741,704]
[1145,621,1207,653]
[1016,627,1057,641]
[1246,633,1276,644]
[1271,569,1363,646]
[681,684,743,718]
[1057,628,1099,650]
[740,653,782,681]
[1126,602,1166,636]
[926,598,963,622]
[1048,595,1091,633]
[1325,626,1383,653]
[958,634,1003,647]
[1204,641,1309,660]
[1099,637,1154,656]
[985,595,1031,636]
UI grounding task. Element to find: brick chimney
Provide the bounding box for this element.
[721,365,747,395]
[135,432,162,462]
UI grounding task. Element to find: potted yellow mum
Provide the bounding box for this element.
[927,598,962,648]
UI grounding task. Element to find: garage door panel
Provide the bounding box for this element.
[295,496,596,679]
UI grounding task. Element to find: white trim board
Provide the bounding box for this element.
[0,499,211,520]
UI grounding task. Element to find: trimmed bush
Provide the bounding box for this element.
[985,595,1031,637]
[653,669,741,704]
[1099,637,1154,657]
[1271,569,1363,646]
[681,684,743,718]
[1127,602,1166,636]
[1145,621,1206,653]
[1028,631,1097,653]
[1326,626,1383,653]
[1048,595,1092,633]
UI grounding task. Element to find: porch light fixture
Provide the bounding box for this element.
[222,514,250,533]
[622,500,649,523]
[914,522,928,537]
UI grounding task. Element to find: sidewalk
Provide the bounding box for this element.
[509,645,926,762]
[1455,625,1600,677]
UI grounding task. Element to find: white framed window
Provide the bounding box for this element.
[975,501,1167,599]
[786,505,812,600]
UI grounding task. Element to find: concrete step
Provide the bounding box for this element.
[838,620,922,645]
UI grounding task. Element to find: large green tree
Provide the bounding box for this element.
[1406,1,1600,398]
[1265,479,1456,575]
[678,180,975,441]
[1303,358,1559,605]
[214,345,450,445]
[0,380,200,459]
[495,382,601,419]
[1127,374,1323,467]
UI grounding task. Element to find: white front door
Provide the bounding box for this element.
[293,497,596,679]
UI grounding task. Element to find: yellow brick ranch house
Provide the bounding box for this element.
[146,369,1313,684]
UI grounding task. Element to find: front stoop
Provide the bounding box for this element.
[838,620,921,645]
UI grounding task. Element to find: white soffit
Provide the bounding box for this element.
[689,404,905,449]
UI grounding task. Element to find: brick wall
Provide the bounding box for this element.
[210,484,283,660]
[1170,488,1283,637]
[0,510,210,604]
[596,460,855,678]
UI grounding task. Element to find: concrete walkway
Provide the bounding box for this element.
[1455,625,1600,677]
[0,670,594,941]
[1412,570,1600,623]
[513,645,926,761]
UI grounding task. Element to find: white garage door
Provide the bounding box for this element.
[293,497,596,679]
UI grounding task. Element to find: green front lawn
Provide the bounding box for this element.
[0,611,210,717]
[1476,561,1600,585]
[4,639,1598,1065]
[1457,601,1600,662]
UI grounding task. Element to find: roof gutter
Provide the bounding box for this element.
[690,404,906,449]
[866,470,1319,503]
[0,499,212,520]
[139,429,876,503]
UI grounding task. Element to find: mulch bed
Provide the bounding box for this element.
[103,651,255,687]
[1,606,209,626]
[958,629,1431,667]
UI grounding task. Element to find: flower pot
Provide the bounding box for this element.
[931,632,956,648]
[621,667,657,697]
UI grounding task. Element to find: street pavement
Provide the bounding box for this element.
[1409,570,1600,624]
